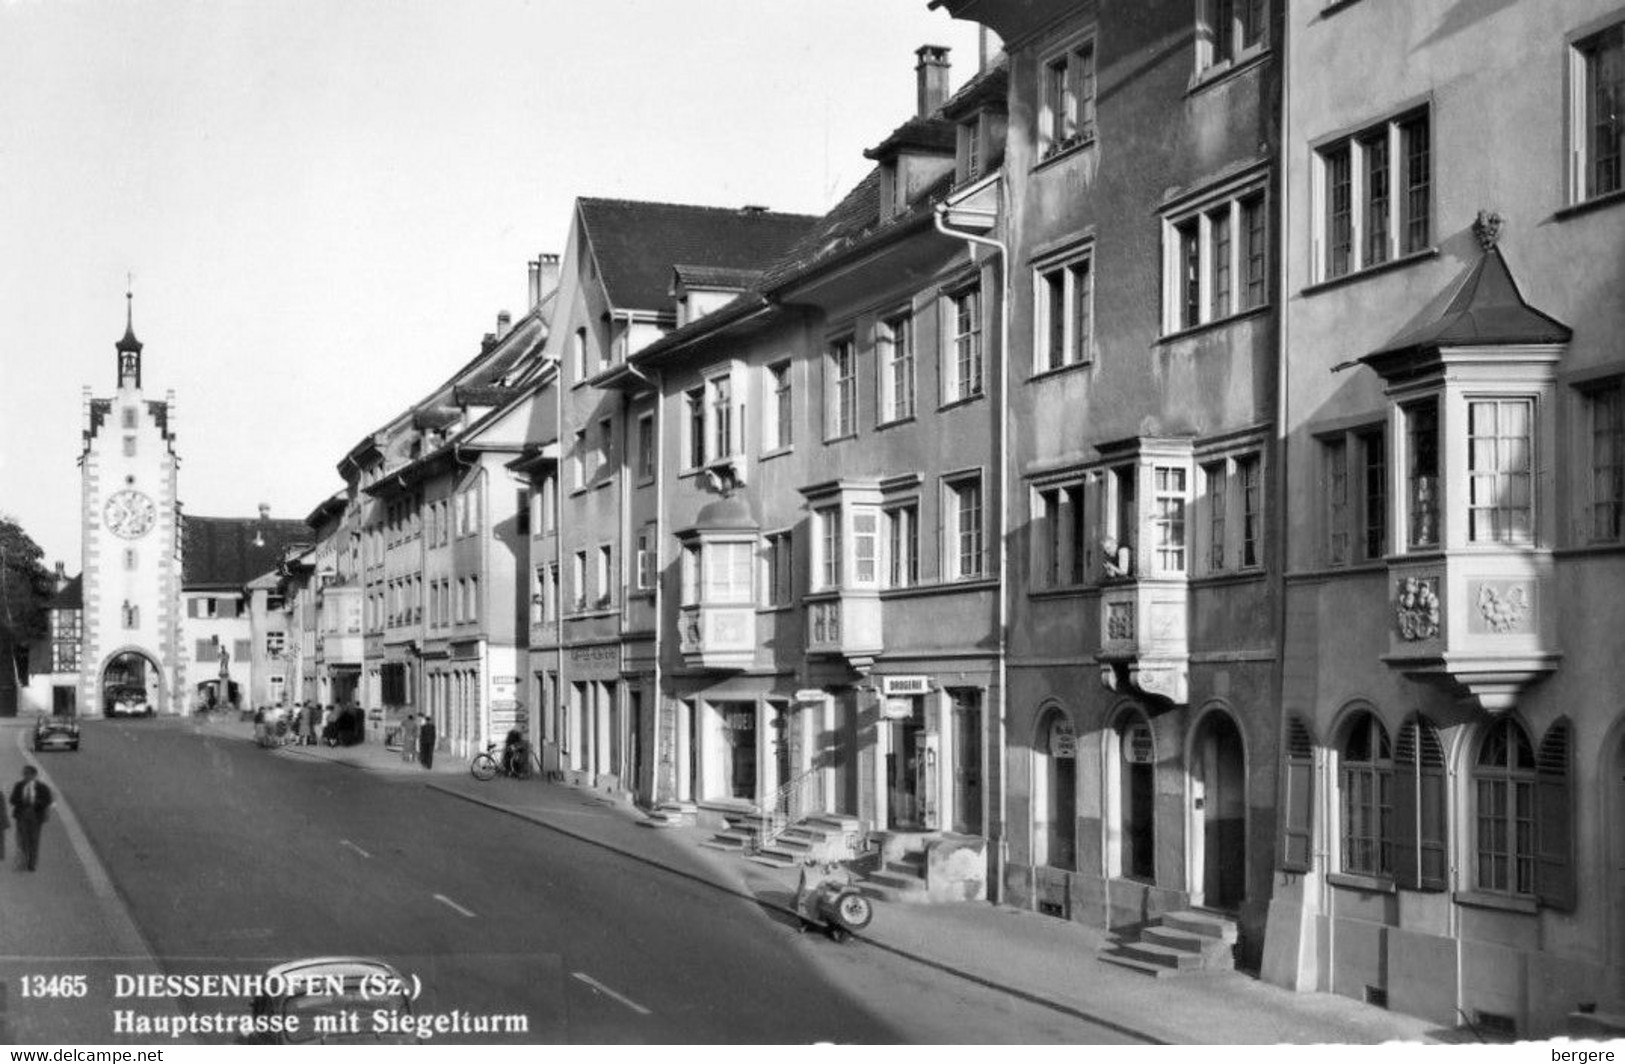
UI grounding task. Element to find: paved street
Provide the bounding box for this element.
[6,716,1145,1044]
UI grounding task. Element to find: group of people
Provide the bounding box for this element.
[394,713,438,769]
[251,703,368,748]
[0,765,54,872]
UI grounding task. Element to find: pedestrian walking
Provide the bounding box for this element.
[418,715,437,770]
[304,703,319,745]
[9,765,53,872]
[400,713,418,763]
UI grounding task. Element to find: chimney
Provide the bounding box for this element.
[529,253,560,308]
[258,503,270,520]
[916,45,951,117]
[496,310,512,339]
[53,561,66,590]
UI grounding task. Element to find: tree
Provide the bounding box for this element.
[0,515,56,688]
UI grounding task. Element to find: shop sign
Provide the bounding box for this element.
[1049,719,1076,759]
[882,698,915,720]
[490,699,518,711]
[881,676,931,696]
[793,689,826,704]
[1125,723,1155,764]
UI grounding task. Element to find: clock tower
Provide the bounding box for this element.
[79,292,183,717]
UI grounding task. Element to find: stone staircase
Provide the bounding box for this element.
[856,848,930,902]
[748,814,864,867]
[637,800,698,828]
[1099,910,1237,977]
[697,800,763,852]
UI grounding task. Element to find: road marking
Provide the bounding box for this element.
[571,972,651,1016]
[433,893,477,918]
[340,839,372,859]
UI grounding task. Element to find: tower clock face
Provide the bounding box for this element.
[105,489,157,539]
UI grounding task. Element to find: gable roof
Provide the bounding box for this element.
[576,199,818,312]
[182,515,310,590]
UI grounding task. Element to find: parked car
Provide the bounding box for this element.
[105,685,154,717]
[246,957,417,1045]
[33,714,81,752]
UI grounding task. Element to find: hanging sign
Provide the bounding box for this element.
[793,689,826,704]
[1125,723,1155,764]
[882,698,915,720]
[1049,718,1076,759]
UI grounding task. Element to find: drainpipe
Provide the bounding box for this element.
[623,359,663,808]
[934,190,1010,905]
[551,355,567,777]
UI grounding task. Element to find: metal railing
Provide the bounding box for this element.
[755,765,826,852]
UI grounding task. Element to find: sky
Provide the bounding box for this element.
[0,0,983,569]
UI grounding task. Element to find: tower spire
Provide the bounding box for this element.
[116,277,143,389]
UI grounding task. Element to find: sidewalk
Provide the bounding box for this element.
[230,717,1439,1044]
[0,719,184,1044]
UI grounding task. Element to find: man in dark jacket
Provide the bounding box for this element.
[418,716,437,770]
[10,765,54,871]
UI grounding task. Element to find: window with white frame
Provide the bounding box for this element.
[705,541,754,604]
[680,544,700,605]
[598,417,615,479]
[827,338,857,440]
[1039,34,1096,159]
[573,327,589,383]
[572,430,588,490]
[762,531,792,607]
[886,503,919,587]
[595,545,613,606]
[959,117,984,183]
[1151,466,1188,573]
[1572,21,1624,203]
[571,551,587,611]
[1163,184,1267,333]
[945,473,985,579]
[635,525,656,591]
[1031,480,1093,589]
[1316,110,1431,282]
[1320,427,1387,566]
[636,413,655,482]
[1035,247,1093,372]
[1467,397,1534,544]
[852,507,880,587]
[1403,398,1441,548]
[1197,0,1266,74]
[814,506,842,591]
[708,372,735,460]
[539,476,556,534]
[878,312,916,423]
[1195,452,1265,571]
[1586,380,1624,542]
[945,285,983,403]
[684,387,705,469]
[764,360,794,451]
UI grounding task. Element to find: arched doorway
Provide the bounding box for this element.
[100,648,162,716]
[1110,708,1157,883]
[1189,709,1246,910]
[1033,708,1077,870]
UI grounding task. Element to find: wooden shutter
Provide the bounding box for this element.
[1279,715,1315,872]
[1416,720,1447,890]
[1393,720,1420,888]
[1535,720,1575,911]
[1395,716,1448,891]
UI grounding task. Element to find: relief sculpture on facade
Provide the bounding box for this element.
[1395,576,1441,641]
[1476,581,1530,633]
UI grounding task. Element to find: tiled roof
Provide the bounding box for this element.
[757,170,885,291]
[49,575,82,610]
[940,62,1009,120]
[577,199,818,312]
[1362,246,1572,375]
[863,115,957,161]
[412,407,460,431]
[181,515,310,589]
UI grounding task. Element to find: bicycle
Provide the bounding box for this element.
[470,740,542,781]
